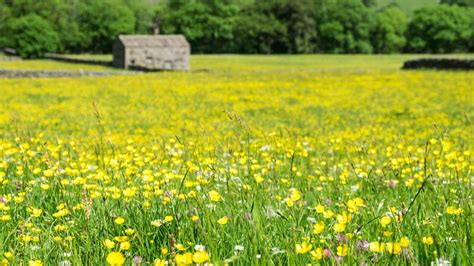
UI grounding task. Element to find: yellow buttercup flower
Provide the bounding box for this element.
[310,247,323,260]
[209,190,221,202]
[296,241,312,254]
[28,260,43,266]
[192,251,210,263]
[217,216,229,225]
[175,252,193,265]
[104,239,115,249]
[313,221,325,234]
[379,216,391,228]
[422,236,434,245]
[114,217,125,225]
[106,252,125,266]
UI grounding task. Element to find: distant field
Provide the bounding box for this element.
[0,55,472,265]
[375,0,439,14]
[1,53,473,72]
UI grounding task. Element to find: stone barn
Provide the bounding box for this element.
[113,35,190,71]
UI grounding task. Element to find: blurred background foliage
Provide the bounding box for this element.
[0,0,473,58]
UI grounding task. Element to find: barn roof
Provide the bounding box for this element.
[117,35,189,48]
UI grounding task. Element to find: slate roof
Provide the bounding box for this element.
[117,35,189,48]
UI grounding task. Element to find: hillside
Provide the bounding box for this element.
[375,0,440,14]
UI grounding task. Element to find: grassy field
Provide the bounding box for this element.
[376,0,438,14]
[0,55,472,265]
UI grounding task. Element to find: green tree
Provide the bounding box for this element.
[159,0,240,53]
[0,3,11,48]
[124,0,157,34]
[3,0,86,53]
[78,0,136,53]
[371,7,407,53]
[8,14,60,58]
[235,1,288,53]
[407,5,472,53]
[315,0,373,53]
[281,0,318,53]
[235,0,317,54]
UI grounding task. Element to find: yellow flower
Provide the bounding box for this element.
[336,212,351,224]
[313,221,325,234]
[386,242,401,254]
[43,169,54,177]
[369,241,385,253]
[310,247,323,260]
[120,241,131,250]
[151,220,163,227]
[209,190,221,202]
[0,215,11,222]
[28,260,43,266]
[161,247,169,255]
[315,204,325,213]
[104,239,115,249]
[192,251,210,263]
[175,252,193,265]
[52,209,70,218]
[333,222,346,233]
[113,236,129,243]
[28,208,43,218]
[379,216,391,227]
[323,210,334,219]
[286,198,295,207]
[191,215,199,222]
[337,244,348,257]
[290,189,302,201]
[165,215,173,222]
[114,217,125,225]
[217,216,229,225]
[399,236,410,248]
[106,252,125,266]
[54,224,66,232]
[154,259,165,266]
[422,236,434,245]
[446,206,463,215]
[125,228,135,235]
[296,241,312,254]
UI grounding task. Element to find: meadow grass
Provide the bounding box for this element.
[0,55,472,265]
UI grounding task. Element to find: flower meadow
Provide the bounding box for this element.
[0,55,472,265]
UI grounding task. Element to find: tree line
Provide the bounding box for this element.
[0,0,473,58]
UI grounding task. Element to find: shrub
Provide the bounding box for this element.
[406,5,472,53]
[371,7,407,53]
[8,14,60,58]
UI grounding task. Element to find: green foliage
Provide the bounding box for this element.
[78,0,136,53]
[371,7,407,53]
[316,0,373,53]
[0,3,11,47]
[7,14,60,58]
[159,0,241,53]
[123,0,157,34]
[0,0,472,54]
[406,5,472,53]
[235,5,288,54]
[235,0,294,54]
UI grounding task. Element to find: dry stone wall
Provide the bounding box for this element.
[403,58,474,70]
